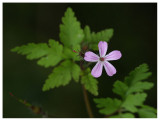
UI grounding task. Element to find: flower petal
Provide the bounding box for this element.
[91,61,103,78]
[105,50,122,61]
[84,51,99,62]
[104,61,116,76]
[98,41,108,57]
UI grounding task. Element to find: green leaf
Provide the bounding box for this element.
[42,60,81,91]
[138,105,157,118]
[71,62,81,82]
[122,93,147,113]
[89,44,98,50]
[11,39,63,68]
[92,28,114,42]
[37,39,63,68]
[60,7,84,48]
[141,105,157,113]
[83,25,113,50]
[11,43,49,60]
[112,80,128,98]
[94,63,155,117]
[110,113,135,118]
[81,68,98,96]
[127,82,154,95]
[62,47,80,61]
[42,60,72,91]
[124,63,152,86]
[120,113,135,118]
[83,25,92,42]
[94,98,122,115]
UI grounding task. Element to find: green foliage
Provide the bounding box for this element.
[83,25,114,50]
[112,80,128,98]
[94,98,122,115]
[94,63,156,118]
[11,7,115,95]
[138,109,156,118]
[11,39,63,68]
[43,60,80,91]
[62,47,80,61]
[83,25,92,42]
[11,43,48,60]
[12,37,82,92]
[127,82,153,95]
[138,105,157,118]
[122,93,147,112]
[92,28,113,42]
[10,7,157,118]
[124,63,152,86]
[71,62,81,82]
[110,113,135,118]
[59,7,84,48]
[81,68,98,96]
[37,40,63,68]
[113,64,154,97]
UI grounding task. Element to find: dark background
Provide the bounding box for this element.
[3,3,157,118]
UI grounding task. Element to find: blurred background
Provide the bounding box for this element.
[3,3,157,118]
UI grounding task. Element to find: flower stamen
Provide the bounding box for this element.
[100,57,105,61]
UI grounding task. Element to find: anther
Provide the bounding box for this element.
[100,57,105,61]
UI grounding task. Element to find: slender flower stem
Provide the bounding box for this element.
[78,49,94,118]
[82,85,94,118]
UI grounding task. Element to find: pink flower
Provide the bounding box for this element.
[84,41,122,78]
